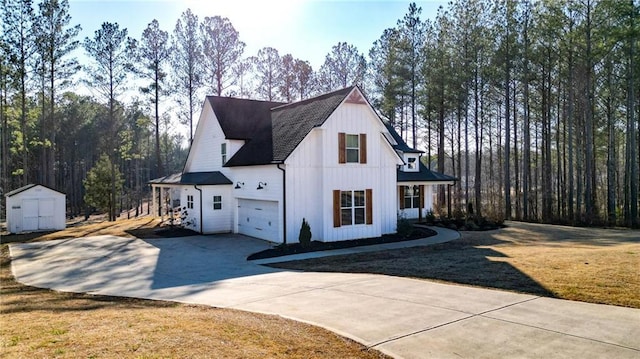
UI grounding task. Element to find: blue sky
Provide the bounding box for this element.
[69,0,446,70]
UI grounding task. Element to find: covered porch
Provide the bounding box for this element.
[397,162,456,221]
[149,172,183,225]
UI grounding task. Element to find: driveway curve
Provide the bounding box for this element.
[9,228,640,359]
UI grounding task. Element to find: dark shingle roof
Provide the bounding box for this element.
[149,172,232,185]
[384,123,423,153]
[208,97,284,140]
[223,87,354,167]
[148,172,182,184]
[397,162,457,182]
[271,87,354,162]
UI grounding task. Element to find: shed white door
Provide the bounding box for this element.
[237,199,279,241]
[22,199,39,231]
[38,198,56,229]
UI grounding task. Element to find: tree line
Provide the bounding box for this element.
[369,0,638,228]
[0,0,368,220]
[1,0,638,228]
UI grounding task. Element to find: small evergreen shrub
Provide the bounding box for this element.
[425,210,436,224]
[396,217,414,238]
[298,218,312,247]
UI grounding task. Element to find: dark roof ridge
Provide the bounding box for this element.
[271,86,355,112]
[205,95,285,107]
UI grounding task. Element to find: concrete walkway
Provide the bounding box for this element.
[9,228,640,359]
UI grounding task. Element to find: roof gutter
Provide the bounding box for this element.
[193,184,203,234]
[277,164,287,244]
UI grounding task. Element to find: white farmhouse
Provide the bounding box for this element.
[150,86,455,243]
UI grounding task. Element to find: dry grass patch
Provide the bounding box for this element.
[271,221,640,308]
[1,220,389,358]
[1,216,160,244]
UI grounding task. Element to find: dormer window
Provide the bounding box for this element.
[338,133,367,164]
[221,143,227,165]
[403,155,419,172]
[407,157,417,170]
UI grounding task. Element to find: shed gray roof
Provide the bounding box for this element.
[149,172,232,185]
[5,184,64,197]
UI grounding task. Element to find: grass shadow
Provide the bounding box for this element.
[269,232,557,298]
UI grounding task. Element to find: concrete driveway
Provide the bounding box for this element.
[9,233,640,359]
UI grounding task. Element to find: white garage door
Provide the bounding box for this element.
[237,199,279,241]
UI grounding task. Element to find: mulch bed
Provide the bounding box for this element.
[247,227,437,260]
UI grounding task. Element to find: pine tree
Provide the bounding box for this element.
[172,8,202,143]
[136,19,171,178]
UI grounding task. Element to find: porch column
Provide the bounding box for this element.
[160,187,165,222]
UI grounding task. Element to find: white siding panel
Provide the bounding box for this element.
[314,102,399,242]
[284,129,323,243]
[184,104,242,175]
[180,186,200,232]
[185,104,216,172]
[201,186,232,233]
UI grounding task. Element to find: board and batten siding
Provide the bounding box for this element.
[184,104,219,172]
[184,103,244,174]
[286,100,402,242]
[283,129,324,243]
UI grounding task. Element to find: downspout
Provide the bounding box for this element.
[277,164,286,244]
[193,184,203,234]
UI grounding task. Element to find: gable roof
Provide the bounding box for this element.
[202,86,428,168]
[5,184,65,197]
[223,87,355,167]
[271,87,354,162]
[149,171,232,185]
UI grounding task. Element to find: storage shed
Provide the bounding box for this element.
[5,184,66,233]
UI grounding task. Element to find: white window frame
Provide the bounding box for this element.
[345,134,360,163]
[407,157,417,170]
[213,195,222,210]
[221,143,227,165]
[404,186,420,209]
[341,190,366,225]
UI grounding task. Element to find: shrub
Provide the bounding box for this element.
[396,217,414,238]
[298,218,312,247]
[425,210,436,224]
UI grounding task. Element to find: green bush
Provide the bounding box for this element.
[425,210,436,224]
[298,218,312,247]
[396,217,414,238]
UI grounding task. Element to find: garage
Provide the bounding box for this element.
[237,199,279,241]
[5,184,66,233]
